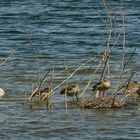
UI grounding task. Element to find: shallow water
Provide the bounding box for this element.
[0,0,140,139]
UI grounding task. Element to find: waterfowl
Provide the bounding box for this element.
[92,79,111,98]
[32,87,53,98]
[122,81,140,97]
[60,84,80,101]
[0,88,5,97]
[136,87,140,96]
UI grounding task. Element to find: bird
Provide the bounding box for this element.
[0,88,5,97]
[31,87,53,99]
[122,81,140,97]
[60,84,80,101]
[92,79,111,98]
[136,87,140,96]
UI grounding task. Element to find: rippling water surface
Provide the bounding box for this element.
[0,0,140,139]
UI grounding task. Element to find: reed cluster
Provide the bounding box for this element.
[24,1,140,110]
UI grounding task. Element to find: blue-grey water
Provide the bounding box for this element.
[0,0,140,139]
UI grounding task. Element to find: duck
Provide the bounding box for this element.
[60,84,80,101]
[31,87,53,99]
[122,81,140,97]
[92,79,111,98]
[0,88,5,97]
[136,87,140,96]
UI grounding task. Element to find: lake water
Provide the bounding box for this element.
[0,0,140,139]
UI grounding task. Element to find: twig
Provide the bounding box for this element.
[85,4,108,27]
[80,54,105,97]
[63,59,69,109]
[99,0,113,81]
[33,48,40,90]
[47,66,55,109]
[99,53,109,81]
[0,49,16,67]
[110,0,127,105]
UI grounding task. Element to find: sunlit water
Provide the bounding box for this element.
[0,0,140,139]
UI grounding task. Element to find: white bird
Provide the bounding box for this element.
[0,88,5,97]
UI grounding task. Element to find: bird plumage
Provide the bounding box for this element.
[60,84,80,100]
[92,79,111,98]
[33,87,53,98]
[136,87,140,95]
[122,81,140,97]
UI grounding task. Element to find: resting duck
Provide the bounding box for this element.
[30,87,53,99]
[0,88,5,97]
[92,79,111,98]
[60,84,80,101]
[136,87,140,96]
[122,81,140,97]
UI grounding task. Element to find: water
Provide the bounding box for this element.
[0,0,140,139]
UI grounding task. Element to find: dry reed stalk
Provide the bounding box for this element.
[80,54,105,97]
[110,0,126,104]
[63,59,69,109]
[87,2,122,82]
[0,49,16,67]
[33,48,41,99]
[85,4,108,27]
[100,0,113,81]
[46,66,55,109]
[87,2,123,47]
[86,1,112,85]
[86,3,117,83]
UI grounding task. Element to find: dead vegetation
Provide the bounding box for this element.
[76,97,125,109]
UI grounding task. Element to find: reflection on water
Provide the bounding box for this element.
[0,0,140,139]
